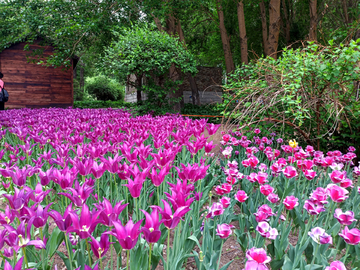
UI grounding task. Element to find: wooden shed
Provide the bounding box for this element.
[0,38,77,109]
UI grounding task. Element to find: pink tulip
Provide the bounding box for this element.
[326,184,349,203]
[256,172,268,185]
[245,247,271,270]
[283,196,299,210]
[334,209,356,225]
[256,222,278,240]
[325,261,346,270]
[220,197,231,208]
[339,226,360,245]
[340,178,353,188]
[235,190,248,203]
[206,203,224,218]
[304,169,316,180]
[283,166,298,179]
[267,193,279,204]
[329,170,346,184]
[308,227,333,245]
[216,224,235,239]
[304,199,326,215]
[260,185,274,197]
[310,187,328,205]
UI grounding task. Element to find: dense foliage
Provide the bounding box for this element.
[222,40,360,152]
[85,76,125,102]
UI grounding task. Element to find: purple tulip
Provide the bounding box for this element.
[95,198,128,227]
[256,222,278,240]
[156,199,190,229]
[58,180,94,207]
[67,204,102,239]
[216,223,234,239]
[89,234,112,258]
[4,220,45,249]
[49,204,74,232]
[4,257,24,270]
[3,186,32,211]
[106,219,143,250]
[149,164,170,187]
[140,208,162,243]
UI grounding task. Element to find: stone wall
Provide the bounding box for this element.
[124,67,223,104]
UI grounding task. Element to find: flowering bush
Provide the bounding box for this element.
[0,108,359,270]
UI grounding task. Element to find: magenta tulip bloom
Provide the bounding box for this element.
[95,198,128,227]
[283,166,298,179]
[283,196,299,210]
[149,165,170,187]
[339,226,360,245]
[89,235,112,259]
[326,184,349,203]
[256,172,268,185]
[260,185,274,197]
[156,199,190,229]
[4,257,23,270]
[106,219,143,250]
[140,208,162,243]
[216,224,235,239]
[4,220,45,250]
[334,209,356,225]
[234,190,248,203]
[49,204,74,232]
[308,227,333,245]
[325,261,346,270]
[59,180,94,208]
[75,265,99,270]
[245,247,271,270]
[67,204,102,239]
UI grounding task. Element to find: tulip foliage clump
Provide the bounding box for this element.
[0,108,359,270]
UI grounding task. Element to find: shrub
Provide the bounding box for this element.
[222,40,360,151]
[85,75,125,101]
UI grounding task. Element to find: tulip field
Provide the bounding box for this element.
[0,108,360,270]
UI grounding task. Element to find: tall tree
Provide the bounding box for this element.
[260,0,281,59]
[237,0,248,64]
[309,0,317,41]
[217,0,235,73]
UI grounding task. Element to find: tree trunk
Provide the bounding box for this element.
[260,1,269,56]
[136,74,142,102]
[268,0,281,59]
[237,0,248,65]
[188,73,201,105]
[341,0,350,25]
[217,0,235,73]
[79,61,84,92]
[309,0,317,41]
[282,0,291,45]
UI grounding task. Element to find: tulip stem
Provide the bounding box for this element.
[110,235,113,270]
[86,238,92,266]
[343,245,350,263]
[135,197,138,221]
[126,249,130,270]
[114,173,118,201]
[22,247,29,270]
[64,233,73,270]
[40,227,47,270]
[97,178,100,201]
[157,186,160,206]
[167,229,170,270]
[148,243,152,270]
[216,240,224,270]
[310,243,320,270]
[100,254,104,270]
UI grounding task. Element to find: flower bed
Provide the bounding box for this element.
[0,108,359,270]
